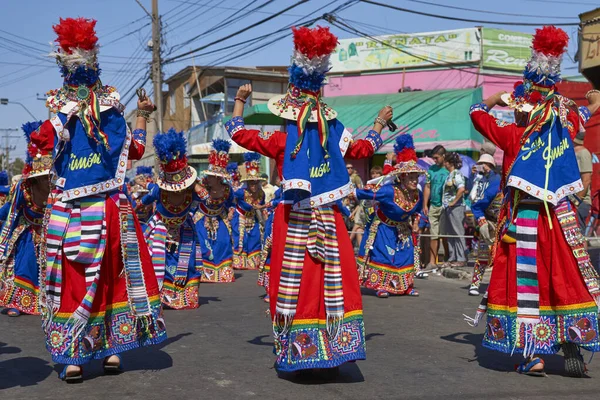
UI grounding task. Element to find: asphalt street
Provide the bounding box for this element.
[1,271,600,400]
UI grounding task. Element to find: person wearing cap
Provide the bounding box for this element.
[231,152,267,271]
[355,134,425,298]
[226,26,386,373]
[572,131,593,230]
[40,18,165,381]
[466,26,600,377]
[141,128,204,309]
[467,154,501,296]
[261,172,277,203]
[194,139,236,284]
[0,121,49,318]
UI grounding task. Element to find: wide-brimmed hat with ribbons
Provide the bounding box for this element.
[203,139,232,181]
[267,26,339,159]
[390,134,426,176]
[501,26,569,113]
[241,152,266,182]
[22,120,53,179]
[153,128,197,192]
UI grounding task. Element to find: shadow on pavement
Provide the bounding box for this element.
[198,296,222,306]
[441,331,574,377]
[0,341,22,355]
[365,333,384,342]
[50,332,193,382]
[234,273,243,280]
[247,335,273,347]
[0,356,53,390]
[277,362,365,385]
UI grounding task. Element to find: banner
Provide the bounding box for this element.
[482,28,532,72]
[330,28,480,73]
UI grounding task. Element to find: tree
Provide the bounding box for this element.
[9,158,24,178]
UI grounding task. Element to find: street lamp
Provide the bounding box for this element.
[0,98,39,120]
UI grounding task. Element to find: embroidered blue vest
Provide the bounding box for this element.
[281,119,351,209]
[54,108,130,201]
[507,113,582,205]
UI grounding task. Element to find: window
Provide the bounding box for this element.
[184,83,191,108]
[169,92,176,115]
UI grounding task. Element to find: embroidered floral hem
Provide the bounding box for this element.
[162,277,200,309]
[0,277,40,315]
[273,311,366,372]
[201,259,235,283]
[483,303,600,354]
[358,257,415,295]
[45,297,167,365]
[233,250,261,270]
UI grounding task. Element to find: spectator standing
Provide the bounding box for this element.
[573,131,593,229]
[422,145,449,268]
[261,173,277,203]
[347,163,364,189]
[351,165,384,248]
[442,152,467,268]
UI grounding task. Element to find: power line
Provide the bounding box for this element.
[169,0,273,53]
[402,0,578,20]
[163,0,310,63]
[359,0,579,27]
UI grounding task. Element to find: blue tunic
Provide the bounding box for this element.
[231,188,264,270]
[194,186,235,283]
[0,181,44,314]
[356,184,422,295]
[142,184,202,309]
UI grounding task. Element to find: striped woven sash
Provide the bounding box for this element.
[275,206,344,339]
[173,219,195,287]
[145,214,167,290]
[114,193,151,317]
[554,199,600,306]
[514,201,540,357]
[44,194,107,337]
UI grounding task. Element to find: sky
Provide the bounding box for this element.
[0,0,597,161]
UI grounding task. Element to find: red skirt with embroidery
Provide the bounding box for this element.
[44,195,167,365]
[268,204,366,372]
[483,203,600,355]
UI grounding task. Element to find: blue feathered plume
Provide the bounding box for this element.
[136,166,153,176]
[153,128,187,163]
[212,138,231,153]
[226,162,238,174]
[60,64,101,86]
[244,152,261,163]
[394,133,415,153]
[0,171,8,186]
[21,120,43,143]
[288,64,327,92]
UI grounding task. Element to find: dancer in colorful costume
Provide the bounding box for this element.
[356,134,424,298]
[258,187,281,303]
[141,128,202,309]
[131,166,154,229]
[0,171,10,207]
[41,18,166,382]
[231,152,265,271]
[468,154,502,296]
[227,162,241,191]
[195,139,235,283]
[466,26,600,377]
[226,26,387,373]
[0,121,48,317]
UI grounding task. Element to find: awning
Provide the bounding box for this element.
[228,88,484,153]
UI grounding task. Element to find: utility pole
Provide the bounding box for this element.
[151,0,164,133]
[0,129,19,172]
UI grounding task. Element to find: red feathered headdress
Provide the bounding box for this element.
[53,18,98,54]
[292,26,338,60]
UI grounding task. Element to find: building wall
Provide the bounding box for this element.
[163,73,196,132]
[324,68,517,99]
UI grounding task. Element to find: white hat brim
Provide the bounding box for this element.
[267,94,337,122]
[157,167,198,192]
